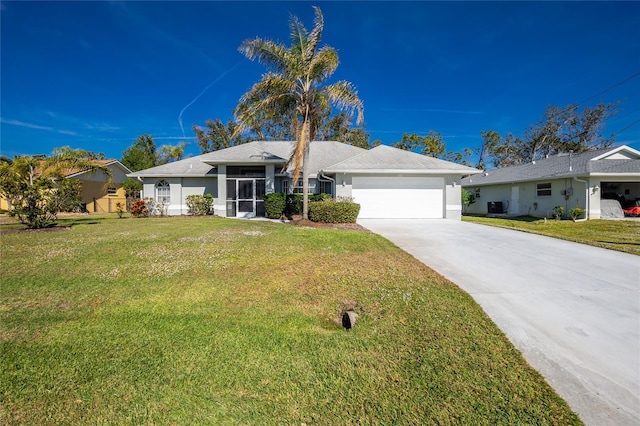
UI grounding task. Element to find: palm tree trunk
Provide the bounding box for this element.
[302,125,310,220]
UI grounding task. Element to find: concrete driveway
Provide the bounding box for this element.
[358,219,639,426]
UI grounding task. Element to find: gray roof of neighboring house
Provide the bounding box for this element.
[323,144,481,175]
[461,146,640,187]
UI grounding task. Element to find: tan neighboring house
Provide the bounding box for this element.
[1,160,132,213]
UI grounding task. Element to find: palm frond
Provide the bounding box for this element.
[234,74,297,138]
[325,81,364,126]
[239,38,290,73]
[289,13,309,59]
[305,6,324,62]
[308,46,339,83]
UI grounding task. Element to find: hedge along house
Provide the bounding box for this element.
[127,141,480,219]
[0,159,132,213]
[460,145,640,219]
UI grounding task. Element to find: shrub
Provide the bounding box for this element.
[308,200,360,223]
[282,193,331,217]
[115,202,126,218]
[264,192,286,219]
[186,194,214,216]
[553,206,564,220]
[130,200,149,218]
[285,194,303,217]
[570,207,586,221]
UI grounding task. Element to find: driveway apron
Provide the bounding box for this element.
[358,219,639,426]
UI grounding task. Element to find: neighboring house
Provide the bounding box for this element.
[68,160,132,213]
[0,160,132,213]
[127,141,480,219]
[461,145,640,219]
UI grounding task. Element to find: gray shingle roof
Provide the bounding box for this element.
[461,146,640,186]
[128,141,368,178]
[128,140,483,178]
[323,144,481,174]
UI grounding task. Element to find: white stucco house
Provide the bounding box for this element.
[461,145,640,219]
[127,141,480,220]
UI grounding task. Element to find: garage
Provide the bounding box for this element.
[352,176,444,219]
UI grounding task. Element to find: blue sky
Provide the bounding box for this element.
[1,1,639,162]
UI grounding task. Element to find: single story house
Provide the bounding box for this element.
[1,159,132,213]
[70,160,132,213]
[127,141,480,219]
[461,145,640,219]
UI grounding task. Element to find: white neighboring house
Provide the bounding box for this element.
[127,141,480,220]
[461,145,640,219]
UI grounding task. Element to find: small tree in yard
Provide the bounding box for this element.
[570,207,586,221]
[122,179,143,209]
[0,148,111,228]
[461,188,476,215]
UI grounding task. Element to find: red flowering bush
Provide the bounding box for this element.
[129,200,149,218]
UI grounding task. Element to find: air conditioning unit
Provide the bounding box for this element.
[487,201,503,213]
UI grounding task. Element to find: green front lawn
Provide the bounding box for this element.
[1,216,581,424]
[463,215,640,255]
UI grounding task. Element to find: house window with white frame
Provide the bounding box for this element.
[156,180,170,204]
[107,187,117,195]
[292,179,316,194]
[536,182,552,197]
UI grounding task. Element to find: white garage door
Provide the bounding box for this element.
[352,176,444,219]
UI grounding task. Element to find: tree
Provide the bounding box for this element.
[121,134,157,172]
[234,6,364,219]
[0,147,111,229]
[193,119,250,154]
[122,178,143,208]
[316,111,370,149]
[481,103,616,168]
[392,131,446,157]
[157,142,186,164]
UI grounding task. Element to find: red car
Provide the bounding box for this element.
[623,206,640,217]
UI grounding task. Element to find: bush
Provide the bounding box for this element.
[285,194,303,217]
[308,200,360,223]
[186,194,214,216]
[553,206,564,220]
[130,200,149,218]
[115,202,126,218]
[264,192,286,219]
[570,207,586,221]
[283,193,332,218]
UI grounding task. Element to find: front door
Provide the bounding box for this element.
[237,179,255,218]
[227,178,266,218]
[509,186,520,215]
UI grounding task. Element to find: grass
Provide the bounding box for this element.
[1,215,582,425]
[462,215,640,255]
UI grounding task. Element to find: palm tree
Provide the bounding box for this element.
[234,6,364,219]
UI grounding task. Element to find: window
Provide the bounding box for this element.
[537,182,552,197]
[156,180,170,204]
[107,187,117,195]
[319,180,333,196]
[293,179,316,194]
[282,180,290,194]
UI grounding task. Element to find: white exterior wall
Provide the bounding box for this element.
[214,165,227,217]
[141,177,216,216]
[334,174,353,200]
[465,178,589,219]
[444,176,462,220]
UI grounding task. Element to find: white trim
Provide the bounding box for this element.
[590,145,640,161]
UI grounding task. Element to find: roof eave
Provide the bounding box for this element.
[323,168,480,175]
